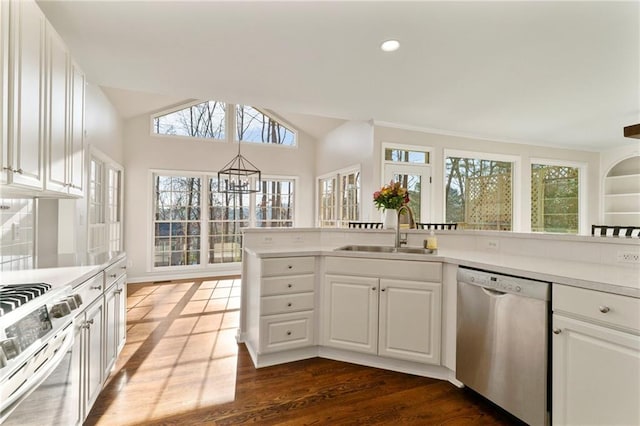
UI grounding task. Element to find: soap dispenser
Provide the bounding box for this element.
[425,230,438,250]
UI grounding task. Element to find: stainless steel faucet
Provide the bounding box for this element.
[395,205,415,249]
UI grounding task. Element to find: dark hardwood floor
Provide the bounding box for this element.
[86,277,525,425]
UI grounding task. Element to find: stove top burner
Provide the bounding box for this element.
[0,283,52,317]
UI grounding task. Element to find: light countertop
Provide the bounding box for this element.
[245,247,640,298]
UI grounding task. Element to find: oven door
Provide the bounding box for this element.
[1,320,82,426]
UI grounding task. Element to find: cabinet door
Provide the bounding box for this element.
[44,23,69,194]
[378,279,441,364]
[552,314,640,426]
[8,0,44,189]
[323,274,378,354]
[117,277,127,354]
[67,60,84,196]
[103,283,118,379]
[84,297,104,413]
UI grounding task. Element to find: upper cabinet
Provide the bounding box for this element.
[1,0,84,198]
[604,156,640,226]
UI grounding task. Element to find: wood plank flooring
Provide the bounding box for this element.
[86,277,525,425]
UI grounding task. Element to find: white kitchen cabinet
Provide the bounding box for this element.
[104,257,127,378]
[83,296,105,414]
[378,278,441,364]
[323,257,442,365]
[324,275,379,354]
[1,0,84,197]
[552,284,640,426]
[3,0,45,191]
[245,255,316,359]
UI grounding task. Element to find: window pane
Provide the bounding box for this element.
[531,164,579,233]
[391,173,421,223]
[256,179,294,228]
[236,105,296,146]
[385,148,429,164]
[318,176,337,227]
[208,178,249,264]
[153,101,225,139]
[339,171,360,227]
[445,157,513,231]
[153,174,201,268]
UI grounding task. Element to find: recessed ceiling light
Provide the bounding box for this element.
[380,39,400,52]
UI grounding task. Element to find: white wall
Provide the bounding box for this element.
[316,120,376,220]
[123,114,317,280]
[373,124,601,233]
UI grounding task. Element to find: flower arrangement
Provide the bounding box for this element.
[373,180,410,210]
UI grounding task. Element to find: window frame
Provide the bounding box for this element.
[316,165,361,228]
[443,149,521,232]
[529,158,587,235]
[150,101,298,148]
[148,170,298,272]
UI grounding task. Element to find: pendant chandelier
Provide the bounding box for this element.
[217,140,261,194]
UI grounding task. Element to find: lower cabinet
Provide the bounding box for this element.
[77,295,105,418]
[322,257,442,365]
[104,274,126,378]
[552,284,640,426]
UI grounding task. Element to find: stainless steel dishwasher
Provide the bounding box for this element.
[456,267,550,426]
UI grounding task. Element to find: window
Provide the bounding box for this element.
[318,176,337,227]
[317,168,360,227]
[153,175,202,267]
[236,106,296,146]
[153,101,225,139]
[88,151,124,254]
[152,172,294,269]
[531,164,579,233]
[208,178,249,264]
[340,171,360,227]
[385,148,430,164]
[256,179,295,227]
[445,156,513,231]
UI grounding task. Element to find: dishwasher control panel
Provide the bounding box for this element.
[458,267,549,300]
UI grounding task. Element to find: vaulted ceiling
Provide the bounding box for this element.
[38,1,639,150]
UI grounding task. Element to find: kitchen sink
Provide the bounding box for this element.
[335,245,437,255]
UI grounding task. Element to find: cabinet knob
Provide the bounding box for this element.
[114,289,123,295]
[121,266,127,270]
[287,265,293,269]
[13,168,23,174]
[371,287,376,291]
[553,328,562,335]
[90,285,101,290]
[287,283,293,288]
[287,302,292,307]
[599,306,610,313]
[109,273,117,278]
[381,288,386,292]
[286,331,292,336]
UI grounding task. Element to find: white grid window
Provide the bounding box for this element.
[256,179,294,227]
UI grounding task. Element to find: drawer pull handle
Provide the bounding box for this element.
[90,286,101,290]
[114,289,123,295]
[286,331,292,336]
[121,266,127,270]
[287,283,293,288]
[553,328,562,335]
[109,273,117,278]
[287,302,292,307]
[599,306,610,314]
[287,265,293,269]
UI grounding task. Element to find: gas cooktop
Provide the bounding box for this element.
[0,284,53,317]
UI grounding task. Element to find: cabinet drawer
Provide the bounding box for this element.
[326,257,442,282]
[105,257,127,288]
[261,292,314,315]
[262,274,314,296]
[262,257,315,277]
[73,272,103,311]
[553,285,640,332]
[259,311,314,353]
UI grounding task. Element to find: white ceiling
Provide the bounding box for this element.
[38,1,639,151]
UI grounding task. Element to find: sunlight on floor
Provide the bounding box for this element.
[97,277,241,425]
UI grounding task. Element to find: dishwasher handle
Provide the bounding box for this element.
[482,287,507,297]
[457,267,550,301]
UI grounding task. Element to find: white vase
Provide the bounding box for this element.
[383,209,398,229]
